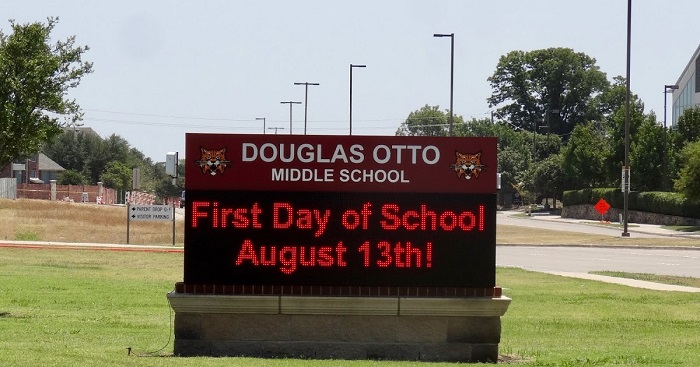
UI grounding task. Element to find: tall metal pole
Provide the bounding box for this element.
[280,101,301,135]
[349,64,366,136]
[255,117,266,134]
[662,85,678,192]
[664,88,668,129]
[433,33,454,136]
[449,33,454,136]
[663,85,679,129]
[294,82,319,135]
[350,64,352,135]
[622,0,632,237]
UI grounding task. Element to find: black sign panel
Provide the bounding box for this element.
[185,190,496,288]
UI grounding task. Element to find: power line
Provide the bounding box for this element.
[83,108,494,125]
[81,117,400,133]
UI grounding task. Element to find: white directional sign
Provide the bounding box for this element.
[129,204,173,222]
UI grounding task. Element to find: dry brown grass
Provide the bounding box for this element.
[0,198,183,245]
[497,220,700,247]
[1,198,698,247]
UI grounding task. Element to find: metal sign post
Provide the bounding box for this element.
[172,202,176,246]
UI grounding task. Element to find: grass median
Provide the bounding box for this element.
[1,247,699,366]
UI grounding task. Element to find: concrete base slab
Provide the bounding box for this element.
[168,293,511,363]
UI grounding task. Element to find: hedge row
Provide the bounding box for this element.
[562,188,700,219]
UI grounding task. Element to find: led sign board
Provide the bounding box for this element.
[184,134,498,291]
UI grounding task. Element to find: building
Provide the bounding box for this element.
[0,153,65,184]
[671,44,700,127]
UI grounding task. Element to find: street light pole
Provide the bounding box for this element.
[433,33,454,136]
[293,82,319,135]
[662,85,678,191]
[255,117,266,134]
[622,0,632,237]
[664,84,679,129]
[349,64,366,136]
[280,101,301,135]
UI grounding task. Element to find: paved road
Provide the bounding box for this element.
[496,211,671,238]
[497,246,700,278]
[495,211,700,291]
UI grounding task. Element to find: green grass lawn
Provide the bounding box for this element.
[1,247,699,366]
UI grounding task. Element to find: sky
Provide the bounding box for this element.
[2,0,699,161]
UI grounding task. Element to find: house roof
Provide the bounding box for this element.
[37,153,65,172]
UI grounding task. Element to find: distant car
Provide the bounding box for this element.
[180,191,185,208]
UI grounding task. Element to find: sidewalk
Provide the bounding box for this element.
[544,271,700,293]
[505,210,700,239]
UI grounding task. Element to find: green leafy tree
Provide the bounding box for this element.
[43,129,165,192]
[99,161,132,191]
[666,107,698,190]
[673,106,700,148]
[154,159,184,199]
[487,47,609,139]
[605,100,648,187]
[396,105,464,136]
[498,145,531,206]
[674,141,700,200]
[57,169,87,185]
[561,122,611,189]
[42,129,94,174]
[630,116,667,191]
[75,130,106,182]
[589,76,636,125]
[0,18,93,168]
[533,153,566,208]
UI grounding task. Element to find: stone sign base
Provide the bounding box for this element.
[167,293,511,363]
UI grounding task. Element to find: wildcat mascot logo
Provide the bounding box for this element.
[195,147,231,176]
[451,151,485,180]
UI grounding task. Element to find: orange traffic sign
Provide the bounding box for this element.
[594,198,611,215]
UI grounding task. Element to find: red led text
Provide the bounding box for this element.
[235,239,348,275]
[380,204,485,232]
[192,201,263,229]
[359,241,432,268]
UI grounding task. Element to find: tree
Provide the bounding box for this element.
[99,161,132,191]
[498,145,531,205]
[532,153,566,208]
[0,18,93,168]
[589,76,643,124]
[154,158,185,199]
[604,101,648,187]
[561,122,611,189]
[630,116,667,191]
[57,169,87,185]
[673,106,700,148]
[487,47,609,140]
[396,105,464,136]
[674,141,700,201]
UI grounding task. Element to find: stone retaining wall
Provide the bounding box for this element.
[561,204,700,226]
